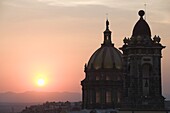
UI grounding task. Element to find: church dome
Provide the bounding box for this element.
[87,46,122,70]
[132,10,151,37]
[124,10,153,46]
[87,20,123,70]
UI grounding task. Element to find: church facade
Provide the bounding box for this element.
[81,10,165,110]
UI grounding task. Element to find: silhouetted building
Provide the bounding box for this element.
[81,20,123,109]
[81,10,165,110]
[120,10,165,109]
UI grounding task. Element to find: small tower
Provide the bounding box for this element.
[81,20,123,109]
[120,10,165,109]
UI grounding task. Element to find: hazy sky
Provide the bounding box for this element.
[0,0,170,99]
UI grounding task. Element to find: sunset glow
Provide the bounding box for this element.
[0,0,170,100]
[34,72,48,88]
[37,78,45,86]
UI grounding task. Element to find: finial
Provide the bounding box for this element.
[138,10,145,18]
[144,4,147,20]
[106,19,109,30]
[106,13,108,20]
[105,13,109,30]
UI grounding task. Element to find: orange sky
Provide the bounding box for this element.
[0,0,170,99]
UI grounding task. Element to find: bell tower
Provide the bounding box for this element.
[120,10,165,109]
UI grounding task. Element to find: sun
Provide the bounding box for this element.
[37,78,45,86]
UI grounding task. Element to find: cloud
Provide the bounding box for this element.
[37,0,110,7]
[2,1,22,8]
[36,0,150,9]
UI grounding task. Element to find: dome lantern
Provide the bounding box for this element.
[86,20,122,70]
[103,19,113,46]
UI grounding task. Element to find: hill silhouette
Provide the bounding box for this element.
[0,91,81,103]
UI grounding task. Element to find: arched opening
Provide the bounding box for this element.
[106,91,112,103]
[96,91,100,103]
[106,75,111,80]
[96,75,100,80]
[142,64,152,96]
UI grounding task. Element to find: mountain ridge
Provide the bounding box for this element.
[0,91,81,103]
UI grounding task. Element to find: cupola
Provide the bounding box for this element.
[86,20,123,70]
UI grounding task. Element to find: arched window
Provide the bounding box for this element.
[96,91,100,103]
[117,91,121,103]
[96,75,100,80]
[106,91,112,103]
[106,75,110,80]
